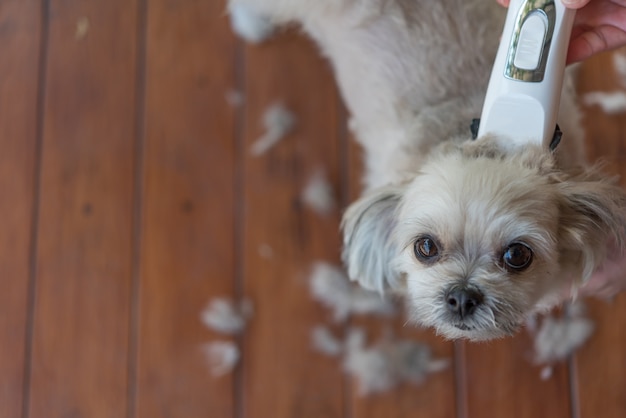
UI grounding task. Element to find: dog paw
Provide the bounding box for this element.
[228,2,275,44]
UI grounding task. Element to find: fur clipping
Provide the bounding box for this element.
[225,90,245,107]
[228,2,275,43]
[250,103,296,156]
[311,326,449,396]
[201,298,253,335]
[343,328,449,396]
[311,325,344,356]
[531,302,594,368]
[301,170,337,216]
[583,91,626,115]
[309,262,396,321]
[202,341,241,377]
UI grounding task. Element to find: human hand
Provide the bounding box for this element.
[497,0,626,64]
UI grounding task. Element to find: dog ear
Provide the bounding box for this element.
[558,167,626,282]
[341,185,405,293]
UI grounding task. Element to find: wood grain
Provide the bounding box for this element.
[577,51,626,161]
[574,50,626,418]
[241,33,347,418]
[3,2,626,417]
[0,1,42,417]
[134,1,239,417]
[27,0,139,417]
[464,335,572,418]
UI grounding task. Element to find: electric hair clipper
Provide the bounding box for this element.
[477,0,575,148]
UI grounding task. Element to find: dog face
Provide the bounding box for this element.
[342,138,626,340]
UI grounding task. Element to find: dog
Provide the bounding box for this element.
[228,0,626,340]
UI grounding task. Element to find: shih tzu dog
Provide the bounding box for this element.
[228,0,626,340]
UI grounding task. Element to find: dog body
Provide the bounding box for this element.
[230,0,626,340]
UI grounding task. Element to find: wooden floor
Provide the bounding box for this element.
[2,1,626,417]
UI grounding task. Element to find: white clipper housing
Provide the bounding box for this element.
[477,0,575,148]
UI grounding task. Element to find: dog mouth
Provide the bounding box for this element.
[414,295,524,340]
[445,308,503,335]
[444,315,521,340]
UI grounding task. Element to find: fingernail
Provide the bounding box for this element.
[561,0,588,8]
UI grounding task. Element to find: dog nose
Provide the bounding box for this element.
[445,287,483,318]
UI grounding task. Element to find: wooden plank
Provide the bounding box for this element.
[464,335,572,418]
[27,1,138,417]
[242,33,346,418]
[575,295,626,418]
[574,50,626,418]
[0,1,42,417]
[134,1,238,417]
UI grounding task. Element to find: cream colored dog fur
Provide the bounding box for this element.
[228,0,626,340]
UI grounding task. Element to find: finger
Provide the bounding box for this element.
[567,25,626,63]
[496,0,510,7]
[561,0,592,9]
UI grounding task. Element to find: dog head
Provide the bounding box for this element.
[342,138,626,340]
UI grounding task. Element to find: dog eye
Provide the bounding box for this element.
[502,242,533,272]
[414,236,440,262]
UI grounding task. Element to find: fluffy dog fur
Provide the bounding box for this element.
[229,0,626,340]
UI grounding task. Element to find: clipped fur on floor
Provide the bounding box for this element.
[200,298,252,377]
[227,1,275,43]
[250,102,296,156]
[311,325,344,356]
[532,301,594,366]
[301,169,337,216]
[312,326,449,395]
[309,262,395,322]
[201,298,253,335]
[344,328,449,395]
[583,91,626,115]
[202,341,241,377]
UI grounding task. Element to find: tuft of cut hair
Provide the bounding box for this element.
[343,328,449,396]
[309,262,396,322]
[202,341,240,377]
[311,325,344,357]
[583,91,626,115]
[250,103,296,156]
[200,298,253,335]
[225,90,245,107]
[532,302,594,367]
[228,2,275,43]
[301,170,336,216]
